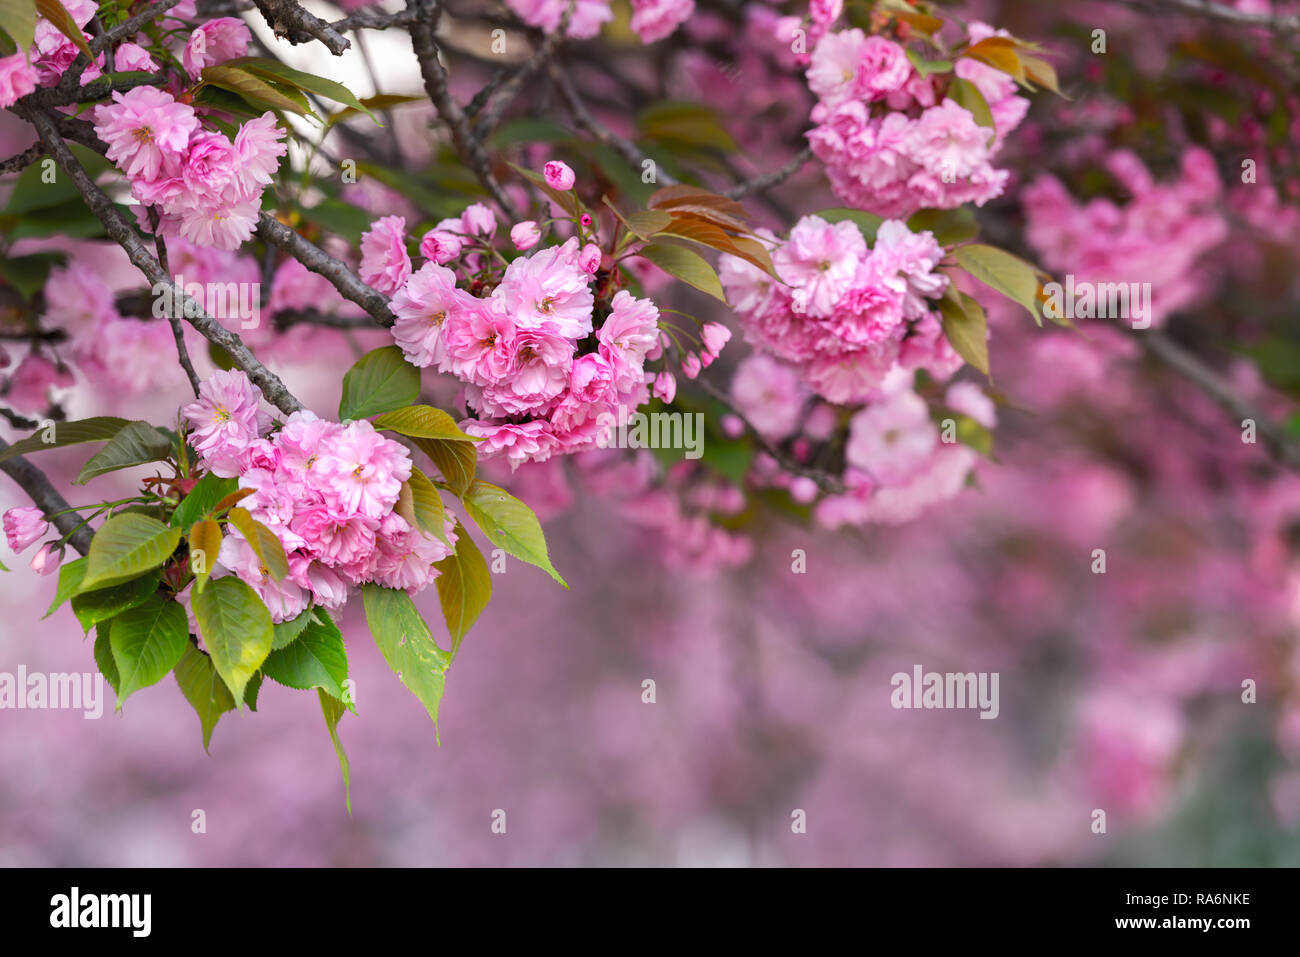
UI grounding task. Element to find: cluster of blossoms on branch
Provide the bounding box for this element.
[363,162,729,469]
[506,0,695,45]
[182,369,454,621]
[806,20,1029,218]
[721,214,953,403]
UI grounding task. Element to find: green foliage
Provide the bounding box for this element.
[262,610,349,701]
[0,417,131,465]
[462,480,566,586]
[80,513,181,591]
[109,594,189,708]
[170,473,240,529]
[638,242,727,303]
[70,571,160,633]
[192,576,273,703]
[173,644,236,752]
[434,520,492,656]
[362,584,450,729]
[74,421,173,484]
[339,347,421,420]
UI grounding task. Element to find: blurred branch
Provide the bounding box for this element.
[407,0,520,219]
[0,438,93,556]
[1140,330,1300,471]
[23,108,305,416]
[1107,0,1300,32]
[471,3,572,138]
[549,63,681,187]
[694,375,847,494]
[726,147,813,200]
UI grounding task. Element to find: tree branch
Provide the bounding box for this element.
[726,146,813,200]
[22,108,305,416]
[407,0,520,220]
[255,214,395,327]
[251,0,352,54]
[0,438,93,556]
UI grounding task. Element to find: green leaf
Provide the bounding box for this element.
[0,252,65,300]
[44,555,87,618]
[638,242,727,303]
[413,436,477,498]
[300,198,373,244]
[243,670,263,710]
[0,0,37,52]
[272,606,314,650]
[319,689,352,814]
[199,64,313,116]
[226,507,288,581]
[906,49,953,77]
[262,611,348,700]
[362,583,450,729]
[226,57,376,121]
[35,0,90,59]
[170,472,239,528]
[950,243,1043,324]
[0,416,130,465]
[434,519,491,655]
[816,208,886,244]
[372,405,478,441]
[109,594,189,708]
[462,480,566,586]
[191,576,273,702]
[173,644,236,752]
[339,346,421,420]
[70,571,160,633]
[938,287,990,378]
[187,518,222,592]
[93,620,120,697]
[948,76,996,135]
[397,467,450,546]
[638,101,738,152]
[74,420,173,485]
[907,207,979,246]
[80,513,181,591]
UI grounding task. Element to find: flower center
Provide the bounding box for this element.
[214,405,231,423]
[133,126,154,143]
[537,296,556,314]
[429,310,446,327]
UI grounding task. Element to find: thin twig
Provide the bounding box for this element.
[550,63,679,187]
[694,375,846,494]
[147,208,201,398]
[23,108,304,415]
[1140,329,1300,471]
[407,0,520,219]
[726,147,813,200]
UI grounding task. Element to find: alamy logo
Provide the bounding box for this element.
[596,407,705,459]
[1041,274,1152,329]
[890,664,1000,719]
[0,667,103,719]
[50,887,151,937]
[152,273,261,329]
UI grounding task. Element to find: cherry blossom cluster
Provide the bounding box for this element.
[505,0,695,44]
[363,165,726,469]
[181,370,455,622]
[1022,148,1227,328]
[805,22,1028,218]
[720,214,955,404]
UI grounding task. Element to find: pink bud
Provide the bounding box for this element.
[420,229,463,264]
[30,542,61,576]
[543,160,575,191]
[460,202,497,238]
[701,322,732,357]
[3,506,49,553]
[721,414,745,439]
[579,243,601,275]
[680,354,701,379]
[510,220,542,251]
[653,370,677,403]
